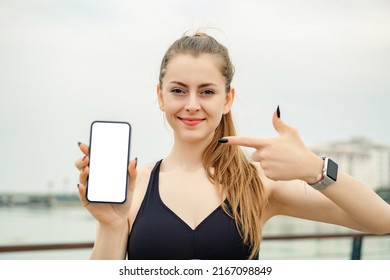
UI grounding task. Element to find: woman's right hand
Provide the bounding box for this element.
[74,142,137,227]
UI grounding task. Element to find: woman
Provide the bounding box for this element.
[75,33,390,260]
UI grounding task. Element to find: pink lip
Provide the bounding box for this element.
[179,117,205,126]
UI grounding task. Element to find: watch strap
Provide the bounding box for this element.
[309,157,338,191]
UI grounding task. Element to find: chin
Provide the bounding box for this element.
[176,131,214,144]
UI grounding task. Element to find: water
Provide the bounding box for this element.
[0,206,389,260]
[0,206,95,260]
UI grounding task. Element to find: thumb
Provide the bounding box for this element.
[128,158,138,193]
[272,106,290,135]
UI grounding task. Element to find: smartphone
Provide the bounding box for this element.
[86,121,131,204]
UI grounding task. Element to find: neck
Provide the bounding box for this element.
[162,134,213,172]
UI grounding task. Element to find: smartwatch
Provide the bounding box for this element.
[309,157,338,191]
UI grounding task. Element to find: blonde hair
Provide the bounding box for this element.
[159,32,266,259]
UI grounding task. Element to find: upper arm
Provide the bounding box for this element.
[267,179,337,220]
[259,165,368,232]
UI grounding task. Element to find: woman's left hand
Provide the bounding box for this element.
[221,107,323,183]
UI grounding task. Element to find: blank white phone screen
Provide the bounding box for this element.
[87,121,131,203]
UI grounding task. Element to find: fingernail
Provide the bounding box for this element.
[218,138,228,143]
[135,157,138,169]
[78,142,82,146]
[77,184,80,188]
[277,105,281,118]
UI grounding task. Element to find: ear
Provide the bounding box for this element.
[156,84,164,111]
[223,87,235,114]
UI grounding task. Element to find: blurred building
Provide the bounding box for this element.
[310,138,390,190]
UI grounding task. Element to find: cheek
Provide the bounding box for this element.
[162,103,182,127]
[163,101,181,115]
[161,95,179,112]
[202,98,226,116]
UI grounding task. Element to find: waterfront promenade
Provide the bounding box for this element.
[0,193,79,207]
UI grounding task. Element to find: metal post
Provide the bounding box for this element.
[351,236,363,260]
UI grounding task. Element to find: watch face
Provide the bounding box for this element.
[327,158,338,181]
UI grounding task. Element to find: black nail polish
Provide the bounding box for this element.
[77,184,80,188]
[277,105,281,118]
[135,157,138,169]
[78,142,82,146]
[218,138,228,143]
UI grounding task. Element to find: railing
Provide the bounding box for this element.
[1,232,389,259]
[263,232,390,259]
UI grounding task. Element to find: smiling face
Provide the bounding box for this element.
[157,53,234,144]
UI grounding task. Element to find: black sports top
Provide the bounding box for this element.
[127,160,255,260]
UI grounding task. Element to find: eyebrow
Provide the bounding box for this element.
[169,81,218,88]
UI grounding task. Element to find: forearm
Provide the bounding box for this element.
[321,171,390,234]
[90,221,129,260]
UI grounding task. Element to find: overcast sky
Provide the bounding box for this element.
[1,0,389,193]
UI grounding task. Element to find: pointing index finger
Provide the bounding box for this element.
[219,136,270,149]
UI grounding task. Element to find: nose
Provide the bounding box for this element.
[184,93,201,113]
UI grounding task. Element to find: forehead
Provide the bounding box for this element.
[163,53,225,85]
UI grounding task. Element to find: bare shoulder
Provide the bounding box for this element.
[128,161,157,230]
[133,161,156,197]
[251,161,307,223]
[135,162,155,182]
